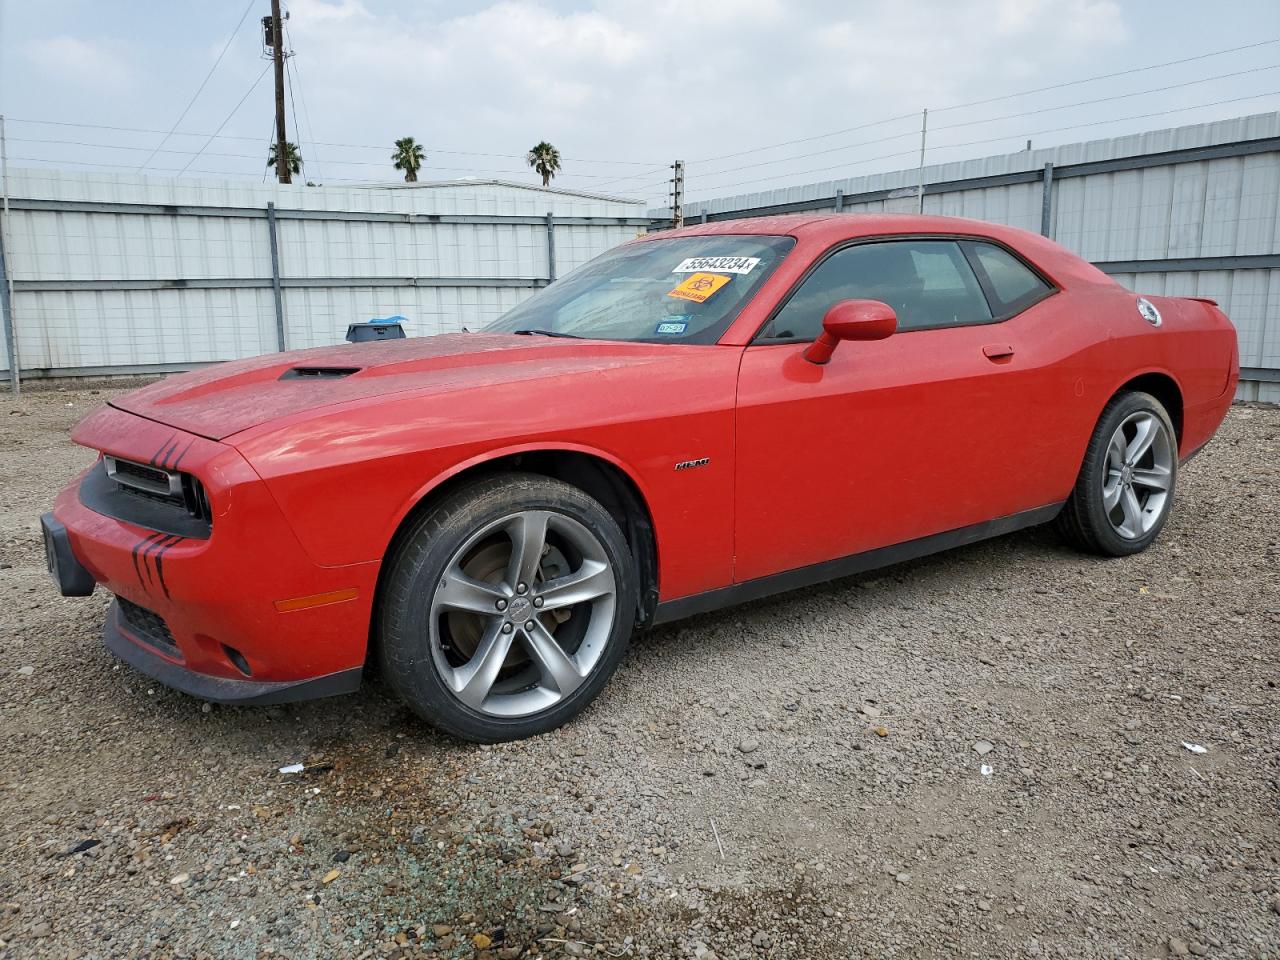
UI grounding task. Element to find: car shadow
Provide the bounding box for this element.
[95,523,1081,751]
[636,522,1074,656]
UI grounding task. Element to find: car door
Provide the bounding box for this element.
[733,236,1063,584]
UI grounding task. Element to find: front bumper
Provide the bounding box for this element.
[50,405,378,703]
[103,600,362,704]
[41,512,96,597]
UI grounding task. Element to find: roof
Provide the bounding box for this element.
[640,212,1116,288]
[645,212,1042,243]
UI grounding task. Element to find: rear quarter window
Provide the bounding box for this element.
[964,241,1053,318]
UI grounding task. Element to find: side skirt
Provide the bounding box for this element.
[652,502,1064,626]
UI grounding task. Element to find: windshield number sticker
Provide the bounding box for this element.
[655,319,689,335]
[672,256,759,275]
[667,272,731,303]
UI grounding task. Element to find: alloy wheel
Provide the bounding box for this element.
[1101,411,1174,540]
[427,509,617,718]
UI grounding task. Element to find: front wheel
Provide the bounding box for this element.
[1056,391,1178,557]
[378,473,637,742]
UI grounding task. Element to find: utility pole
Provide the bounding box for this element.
[915,108,928,215]
[269,0,291,184]
[671,160,684,229]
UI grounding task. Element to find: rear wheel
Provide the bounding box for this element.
[378,473,636,742]
[1056,391,1178,557]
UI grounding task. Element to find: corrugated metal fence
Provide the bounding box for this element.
[0,174,647,380]
[3,113,1279,403]
[665,111,1280,403]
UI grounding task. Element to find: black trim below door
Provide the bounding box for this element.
[652,501,1064,625]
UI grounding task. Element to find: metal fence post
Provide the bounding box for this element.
[1040,163,1054,238]
[0,226,16,393]
[0,114,17,394]
[266,202,286,351]
[545,212,556,282]
[834,189,844,213]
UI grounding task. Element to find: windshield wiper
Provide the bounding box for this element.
[513,328,583,339]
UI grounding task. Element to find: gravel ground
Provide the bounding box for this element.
[0,381,1277,960]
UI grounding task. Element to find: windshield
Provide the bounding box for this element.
[484,234,796,344]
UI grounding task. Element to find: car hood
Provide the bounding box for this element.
[110,333,703,440]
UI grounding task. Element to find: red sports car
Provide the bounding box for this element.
[43,214,1239,741]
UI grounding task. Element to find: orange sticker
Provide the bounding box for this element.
[667,272,731,303]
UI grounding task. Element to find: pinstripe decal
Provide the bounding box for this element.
[131,532,167,587]
[140,535,178,589]
[157,437,182,470]
[151,536,182,598]
[170,439,196,471]
[148,434,177,467]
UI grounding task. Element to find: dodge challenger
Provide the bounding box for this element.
[42,214,1239,742]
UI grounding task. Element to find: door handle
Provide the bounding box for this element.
[982,343,1015,361]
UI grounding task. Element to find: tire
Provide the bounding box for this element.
[1056,391,1178,557]
[378,472,637,742]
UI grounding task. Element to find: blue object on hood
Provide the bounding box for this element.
[368,315,407,325]
[346,317,407,343]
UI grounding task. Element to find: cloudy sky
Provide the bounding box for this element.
[1,0,1277,206]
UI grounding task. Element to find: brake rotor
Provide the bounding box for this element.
[444,538,573,662]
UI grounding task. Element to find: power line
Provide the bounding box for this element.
[176,63,272,175]
[692,147,921,195]
[690,37,1279,168]
[284,49,305,177]
[581,164,672,191]
[694,128,918,180]
[261,118,274,183]
[692,112,917,165]
[692,64,1279,183]
[932,36,1280,113]
[4,116,664,166]
[931,64,1280,133]
[934,89,1280,153]
[7,36,1276,190]
[284,19,322,181]
[4,142,627,180]
[692,90,1280,198]
[5,134,674,181]
[137,0,256,171]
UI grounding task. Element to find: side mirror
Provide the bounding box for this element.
[802,299,897,365]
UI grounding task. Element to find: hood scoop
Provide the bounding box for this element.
[279,366,362,380]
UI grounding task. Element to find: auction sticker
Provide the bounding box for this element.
[672,256,759,275]
[655,318,689,335]
[667,272,731,303]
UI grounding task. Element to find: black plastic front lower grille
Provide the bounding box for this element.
[116,597,179,657]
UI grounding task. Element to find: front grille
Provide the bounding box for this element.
[116,597,180,657]
[113,458,171,490]
[87,457,212,538]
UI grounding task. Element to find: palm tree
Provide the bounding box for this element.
[527,141,561,187]
[391,136,427,182]
[266,142,302,176]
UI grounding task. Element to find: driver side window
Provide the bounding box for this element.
[762,239,993,340]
